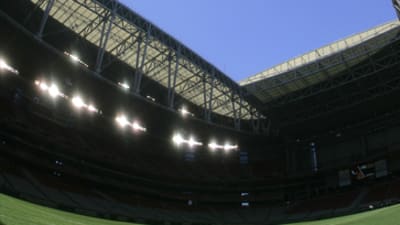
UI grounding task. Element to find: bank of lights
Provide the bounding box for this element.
[172,133,203,148]
[71,96,98,113]
[35,80,65,98]
[118,82,130,90]
[64,51,88,68]
[179,107,194,117]
[115,115,146,132]
[0,59,18,74]
[208,142,238,151]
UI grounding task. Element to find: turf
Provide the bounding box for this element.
[283,204,400,225]
[0,194,135,225]
[0,193,400,225]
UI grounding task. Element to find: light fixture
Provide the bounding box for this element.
[172,133,202,148]
[132,121,147,132]
[172,133,184,146]
[39,82,48,91]
[208,141,219,151]
[48,84,60,98]
[0,58,18,74]
[188,136,202,148]
[115,114,146,132]
[179,107,194,117]
[224,143,239,151]
[35,80,64,98]
[71,96,85,108]
[64,51,89,67]
[207,141,238,151]
[87,105,97,112]
[146,95,156,102]
[70,95,99,113]
[116,115,130,127]
[118,82,130,90]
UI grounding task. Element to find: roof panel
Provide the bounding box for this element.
[240,20,400,86]
[31,0,258,120]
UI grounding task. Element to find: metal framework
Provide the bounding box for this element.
[240,21,400,104]
[29,0,263,130]
[278,39,400,126]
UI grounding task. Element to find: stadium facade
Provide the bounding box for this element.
[1,0,400,224]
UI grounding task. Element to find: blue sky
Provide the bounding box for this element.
[119,1,395,82]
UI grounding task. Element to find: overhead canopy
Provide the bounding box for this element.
[31,0,262,120]
[240,20,400,103]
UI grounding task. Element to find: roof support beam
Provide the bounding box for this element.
[37,0,54,39]
[101,30,141,71]
[168,49,180,108]
[233,97,242,130]
[95,3,117,74]
[133,25,151,94]
[24,0,46,25]
[206,70,215,122]
[77,10,107,38]
[202,74,208,121]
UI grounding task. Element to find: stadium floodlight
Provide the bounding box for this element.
[39,82,48,91]
[64,51,89,68]
[115,114,146,132]
[87,104,97,112]
[35,80,65,98]
[207,141,238,151]
[118,82,130,90]
[116,115,130,128]
[172,133,202,148]
[172,133,184,146]
[0,58,18,74]
[71,95,99,113]
[179,107,194,117]
[188,136,203,148]
[132,121,147,132]
[71,96,85,108]
[208,141,219,151]
[224,143,239,152]
[48,84,61,98]
[146,95,156,102]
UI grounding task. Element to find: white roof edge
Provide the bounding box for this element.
[240,20,400,86]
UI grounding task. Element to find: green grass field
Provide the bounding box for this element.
[0,193,400,225]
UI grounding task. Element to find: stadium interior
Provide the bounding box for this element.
[1,0,400,224]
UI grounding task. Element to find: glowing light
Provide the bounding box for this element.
[116,115,129,127]
[179,107,194,117]
[224,144,231,152]
[118,82,130,90]
[64,51,88,67]
[39,82,48,91]
[70,96,99,113]
[207,141,238,151]
[35,80,64,98]
[0,60,7,69]
[87,104,97,112]
[48,84,60,98]
[208,142,219,150]
[70,54,79,62]
[146,95,156,102]
[132,121,146,132]
[0,59,18,74]
[172,134,184,146]
[72,96,85,108]
[115,115,146,132]
[172,133,202,148]
[224,143,238,151]
[188,136,202,148]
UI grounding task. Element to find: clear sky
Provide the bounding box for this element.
[119,1,396,82]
